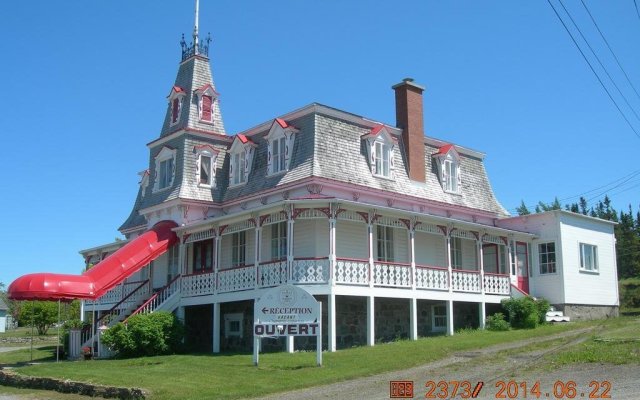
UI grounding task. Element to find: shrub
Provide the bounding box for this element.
[501,297,538,329]
[535,298,550,324]
[486,312,510,331]
[102,311,184,358]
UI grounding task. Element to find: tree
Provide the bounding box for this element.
[19,301,59,335]
[516,200,531,216]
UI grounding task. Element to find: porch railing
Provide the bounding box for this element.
[124,275,181,321]
[218,265,255,293]
[181,271,215,297]
[373,261,412,288]
[258,260,287,287]
[451,269,482,293]
[291,257,329,284]
[335,258,369,285]
[483,272,510,295]
[415,265,449,291]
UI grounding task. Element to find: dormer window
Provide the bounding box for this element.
[195,84,219,124]
[433,144,461,194]
[272,137,286,174]
[138,169,150,198]
[167,86,186,127]
[153,146,177,192]
[265,119,299,176]
[194,144,219,188]
[362,125,396,179]
[228,134,256,187]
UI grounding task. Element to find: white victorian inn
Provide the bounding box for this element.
[79,19,619,354]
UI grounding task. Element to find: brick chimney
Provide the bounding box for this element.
[392,78,426,183]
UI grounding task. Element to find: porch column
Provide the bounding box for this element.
[287,213,295,282]
[254,226,262,286]
[214,235,221,295]
[286,336,294,353]
[446,235,453,293]
[178,235,186,275]
[446,300,454,336]
[367,296,375,346]
[478,240,485,295]
[508,236,517,286]
[367,223,374,288]
[176,306,185,324]
[409,298,418,340]
[409,229,416,290]
[212,302,220,353]
[80,301,85,322]
[328,218,336,286]
[479,302,486,330]
[328,294,336,352]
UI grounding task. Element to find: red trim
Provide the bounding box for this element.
[183,270,215,277]
[95,280,149,326]
[484,272,509,277]
[437,225,448,235]
[415,264,448,271]
[452,268,481,274]
[293,257,329,261]
[219,264,255,271]
[292,208,309,219]
[218,225,228,235]
[259,258,287,265]
[399,218,412,230]
[275,118,288,128]
[511,283,529,296]
[259,215,270,227]
[315,207,331,218]
[336,257,368,262]
[374,260,411,267]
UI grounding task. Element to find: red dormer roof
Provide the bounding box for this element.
[236,134,250,144]
[361,124,398,142]
[167,85,186,98]
[434,144,455,156]
[275,118,289,128]
[195,84,220,96]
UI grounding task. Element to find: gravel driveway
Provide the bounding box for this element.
[255,327,639,400]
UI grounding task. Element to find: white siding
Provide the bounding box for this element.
[261,224,272,261]
[294,219,315,258]
[393,227,409,263]
[336,220,368,259]
[220,234,232,269]
[559,213,618,306]
[246,230,256,265]
[152,253,168,289]
[415,232,446,267]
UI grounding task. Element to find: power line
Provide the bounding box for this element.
[547,0,640,139]
[580,0,640,102]
[558,0,640,124]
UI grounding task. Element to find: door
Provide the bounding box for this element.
[515,242,529,293]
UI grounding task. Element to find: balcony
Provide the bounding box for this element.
[178,257,510,298]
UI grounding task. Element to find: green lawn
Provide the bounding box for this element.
[5,321,601,400]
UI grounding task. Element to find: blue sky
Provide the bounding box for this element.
[1,1,639,286]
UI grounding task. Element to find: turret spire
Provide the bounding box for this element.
[193,0,199,51]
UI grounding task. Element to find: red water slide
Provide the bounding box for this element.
[8,220,178,301]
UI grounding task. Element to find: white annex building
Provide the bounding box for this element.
[46,4,619,353]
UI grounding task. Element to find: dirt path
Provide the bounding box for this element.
[255,326,639,399]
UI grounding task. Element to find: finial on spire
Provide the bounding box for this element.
[180,0,211,62]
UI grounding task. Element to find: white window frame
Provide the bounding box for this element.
[450,237,462,269]
[376,225,394,262]
[434,148,462,194]
[224,313,243,338]
[194,85,218,124]
[198,152,213,187]
[579,243,598,273]
[270,221,287,260]
[374,141,392,178]
[231,231,246,267]
[538,242,556,274]
[271,136,286,174]
[167,87,186,127]
[153,146,176,192]
[231,151,246,186]
[431,304,447,332]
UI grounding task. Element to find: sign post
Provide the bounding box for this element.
[253,284,322,367]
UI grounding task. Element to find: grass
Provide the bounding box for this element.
[545,317,640,367]
[0,345,56,365]
[6,322,595,400]
[0,326,59,338]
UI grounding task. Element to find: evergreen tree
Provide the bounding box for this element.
[579,197,588,215]
[516,200,531,216]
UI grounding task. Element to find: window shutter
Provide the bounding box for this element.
[389,144,395,174]
[267,141,272,173]
[370,142,377,174]
[456,164,462,191]
[202,95,212,121]
[243,149,249,179]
